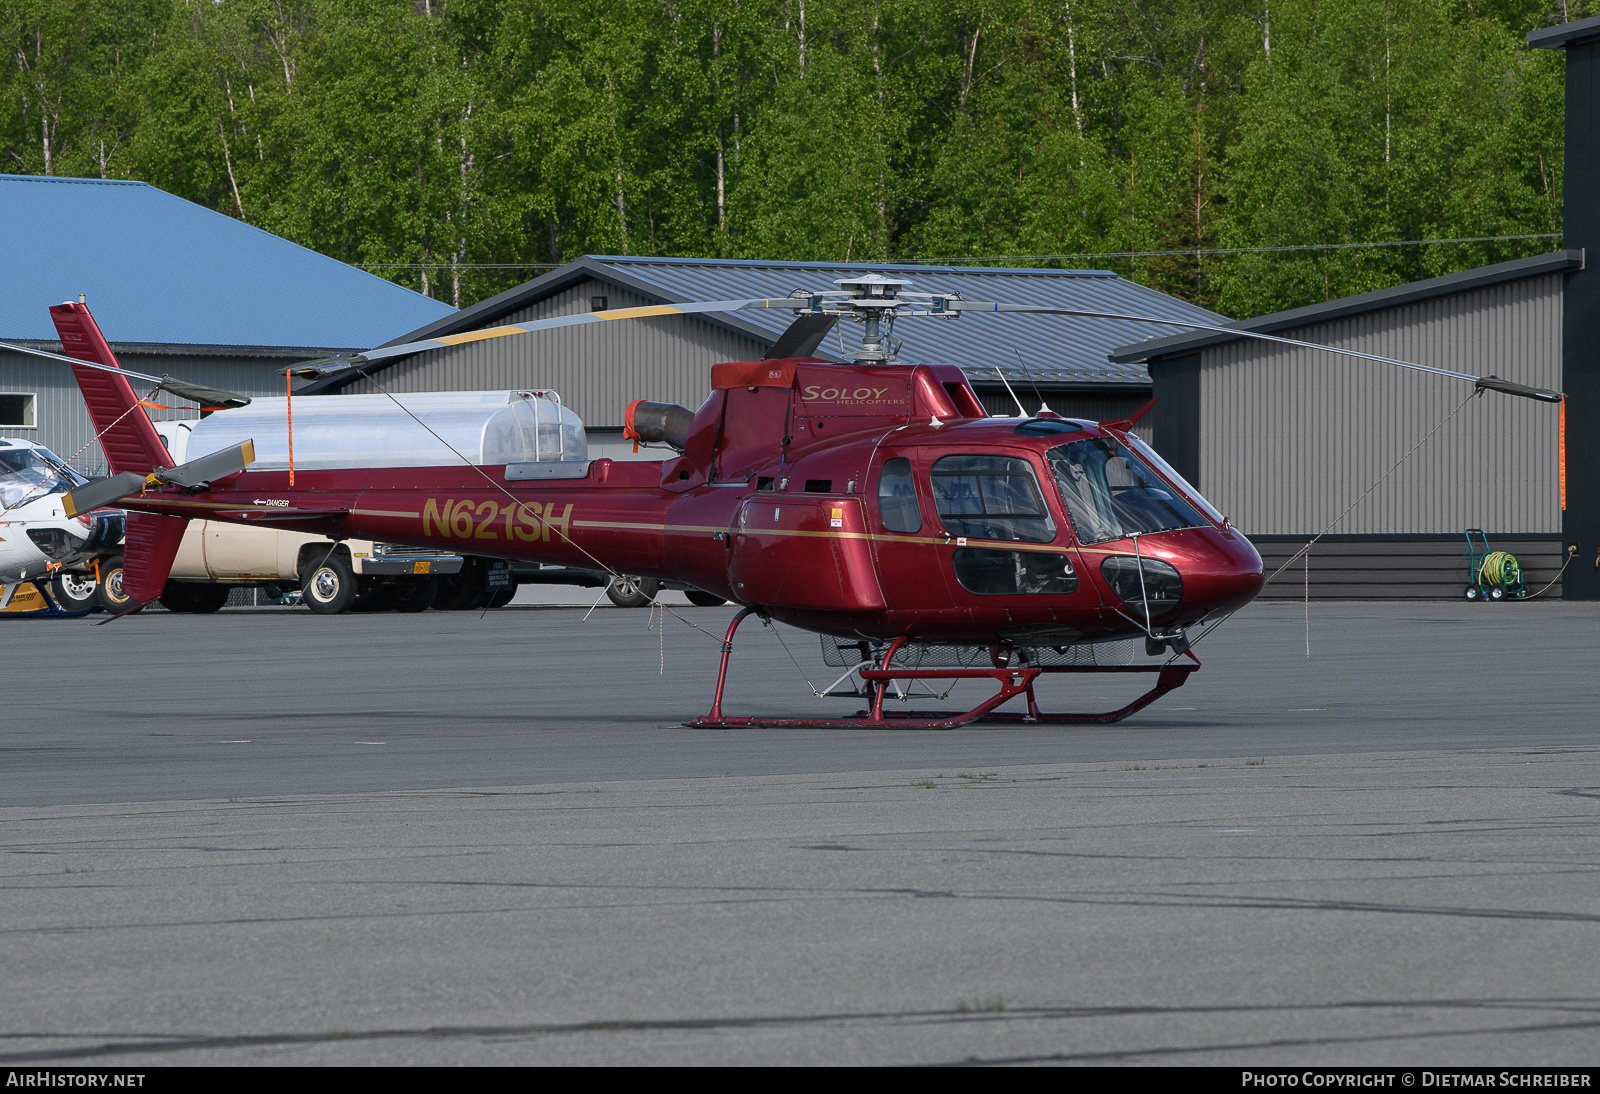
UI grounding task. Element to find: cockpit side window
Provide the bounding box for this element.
[876,456,922,533]
[1047,437,1207,545]
[0,446,84,510]
[930,454,1056,543]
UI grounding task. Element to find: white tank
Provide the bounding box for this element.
[184,390,586,470]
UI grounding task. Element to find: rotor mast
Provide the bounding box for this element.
[831,274,912,364]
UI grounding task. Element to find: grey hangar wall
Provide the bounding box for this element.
[1131,265,1568,599]
[0,346,325,477]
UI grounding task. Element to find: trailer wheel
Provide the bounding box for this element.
[302,555,357,614]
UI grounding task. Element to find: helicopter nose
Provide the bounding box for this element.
[1202,531,1266,609]
[1153,529,1264,619]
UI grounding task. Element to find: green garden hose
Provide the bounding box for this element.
[1478,550,1521,588]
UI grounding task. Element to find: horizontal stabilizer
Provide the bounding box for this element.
[219,506,351,521]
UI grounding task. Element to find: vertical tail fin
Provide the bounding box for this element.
[49,302,173,475]
[51,302,185,611]
[117,512,188,608]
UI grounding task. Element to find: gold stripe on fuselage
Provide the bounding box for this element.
[126,497,1146,558]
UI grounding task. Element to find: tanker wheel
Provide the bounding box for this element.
[302,555,357,614]
[393,577,439,613]
[684,589,727,608]
[352,584,398,612]
[160,582,230,614]
[439,565,495,611]
[606,575,660,608]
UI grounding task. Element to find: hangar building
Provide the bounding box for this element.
[308,256,1224,458]
[0,174,453,474]
[1532,15,1600,600]
[1112,252,1574,599]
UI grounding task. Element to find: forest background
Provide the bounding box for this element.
[0,0,1583,318]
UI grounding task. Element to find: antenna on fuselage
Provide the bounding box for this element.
[993,359,1028,417]
[1012,348,1054,417]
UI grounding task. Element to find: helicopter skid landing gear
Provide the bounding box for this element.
[687,612,1201,730]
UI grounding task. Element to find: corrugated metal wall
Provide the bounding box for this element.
[1250,535,1565,599]
[0,350,308,476]
[1200,274,1562,536]
[339,279,770,429]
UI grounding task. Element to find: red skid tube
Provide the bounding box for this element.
[687,612,1201,730]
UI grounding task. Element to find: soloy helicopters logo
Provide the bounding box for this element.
[800,384,896,406]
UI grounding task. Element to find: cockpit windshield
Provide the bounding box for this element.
[0,446,87,510]
[1047,437,1210,545]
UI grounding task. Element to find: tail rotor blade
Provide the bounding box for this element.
[62,471,146,518]
[154,440,255,489]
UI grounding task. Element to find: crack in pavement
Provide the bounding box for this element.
[6,997,1598,1065]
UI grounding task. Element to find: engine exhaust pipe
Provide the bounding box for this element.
[624,399,694,452]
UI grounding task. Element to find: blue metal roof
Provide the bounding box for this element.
[0,174,453,350]
[591,256,1226,386]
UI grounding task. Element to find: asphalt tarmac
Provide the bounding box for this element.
[3,600,1598,1065]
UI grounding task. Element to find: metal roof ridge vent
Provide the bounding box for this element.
[0,173,147,187]
[595,254,1123,277]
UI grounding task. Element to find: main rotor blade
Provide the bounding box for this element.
[764,313,840,360]
[359,296,810,366]
[0,338,166,384]
[154,440,255,489]
[61,471,146,518]
[944,301,1565,402]
[156,377,252,409]
[0,339,254,407]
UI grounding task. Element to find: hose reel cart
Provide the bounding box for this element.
[1463,529,1526,601]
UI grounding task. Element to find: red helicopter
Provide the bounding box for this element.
[38,276,1561,729]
